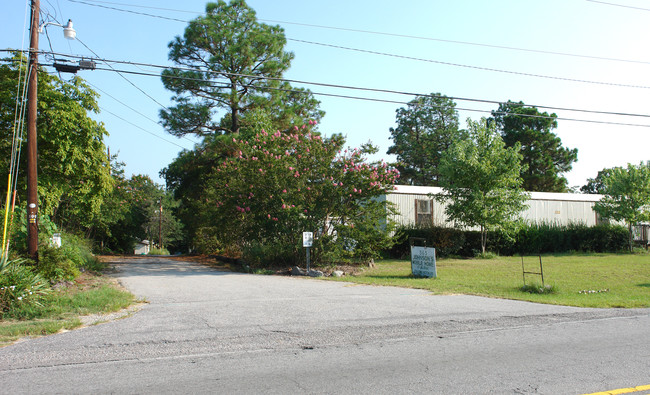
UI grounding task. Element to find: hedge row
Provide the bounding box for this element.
[388,223,629,258]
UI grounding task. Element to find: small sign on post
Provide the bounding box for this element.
[303,232,313,272]
[410,239,436,278]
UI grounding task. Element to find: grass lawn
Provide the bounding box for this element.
[325,253,650,308]
[0,273,135,347]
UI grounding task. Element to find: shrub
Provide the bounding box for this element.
[148,247,170,255]
[388,223,629,258]
[193,227,225,255]
[242,240,298,268]
[0,257,50,318]
[37,245,80,282]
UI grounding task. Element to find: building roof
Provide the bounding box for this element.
[390,185,603,202]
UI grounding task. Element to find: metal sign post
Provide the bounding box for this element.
[303,232,313,272]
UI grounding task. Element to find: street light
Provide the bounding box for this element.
[39,19,77,40]
[26,0,76,260]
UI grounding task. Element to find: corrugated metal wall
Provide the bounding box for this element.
[387,192,599,227]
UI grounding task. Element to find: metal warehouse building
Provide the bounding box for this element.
[383,185,604,227]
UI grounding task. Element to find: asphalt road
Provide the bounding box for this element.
[0,257,648,394]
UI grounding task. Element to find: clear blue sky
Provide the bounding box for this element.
[3,0,650,189]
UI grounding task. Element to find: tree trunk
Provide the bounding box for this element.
[481,225,486,254]
[628,223,634,253]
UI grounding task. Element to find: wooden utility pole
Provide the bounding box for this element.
[158,200,163,250]
[26,0,40,261]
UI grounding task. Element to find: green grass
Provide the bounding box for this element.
[325,253,650,308]
[0,275,135,346]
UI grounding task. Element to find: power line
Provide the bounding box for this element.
[68,0,650,66]
[74,36,171,110]
[41,60,650,129]
[586,0,650,12]
[9,48,650,129]
[62,1,650,90]
[68,0,187,22]
[288,38,650,91]
[99,105,189,149]
[24,49,650,121]
[87,81,198,146]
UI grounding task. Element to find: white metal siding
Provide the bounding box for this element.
[387,185,602,227]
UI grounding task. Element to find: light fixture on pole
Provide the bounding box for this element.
[26,0,76,261]
[39,19,77,40]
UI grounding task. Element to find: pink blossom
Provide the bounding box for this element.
[282,189,287,193]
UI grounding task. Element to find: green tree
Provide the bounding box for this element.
[387,94,465,186]
[593,162,650,252]
[0,53,112,235]
[492,101,577,192]
[160,0,321,137]
[438,118,528,254]
[581,168,614,194]
[180,122,399,265]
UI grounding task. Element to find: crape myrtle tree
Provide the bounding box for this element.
[492,101,577,192]
[438,118,528,254]
[202,122,400,266]
[387,94,465,186]
[593,162,650,252]
[160,0,322,137]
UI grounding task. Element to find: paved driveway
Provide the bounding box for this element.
[0,257,648,394]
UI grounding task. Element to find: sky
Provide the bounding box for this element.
[3,0,650,190]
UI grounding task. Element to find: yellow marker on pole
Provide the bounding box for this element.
[2,174,12,260]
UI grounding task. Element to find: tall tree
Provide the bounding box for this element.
[161,0,321,137]
[581,168,614,194]
[387,94,465,186]
[438,118,528,254]
[593,162,650,252]
[0,53,112,233]
[492,101,577,192]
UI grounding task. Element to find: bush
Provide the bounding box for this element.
[148,247,170,255]
[388,223,629,258]
[242,240,298,268]
[193,227,225,255]
[61,233,103,272]
[37,245,80,282]
[0,257,50,318]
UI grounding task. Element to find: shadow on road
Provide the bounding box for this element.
[106,256,237,278]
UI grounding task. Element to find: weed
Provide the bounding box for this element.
[520,283,557,294]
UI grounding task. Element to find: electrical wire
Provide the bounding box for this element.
[19,49,650,121]
[73,37,171,110]
[98,106,190,149]
[37,3,650,91]
[288,38,650,91]
[68,0,650,66]
[67,63,650,129]
[87,81,199,146]
[586,0,650,12]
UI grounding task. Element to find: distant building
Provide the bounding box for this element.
[134,240,150,255]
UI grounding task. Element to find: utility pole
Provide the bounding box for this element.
[26,0,40,261]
